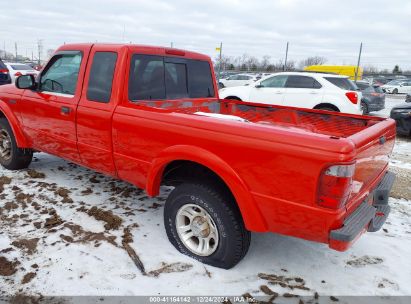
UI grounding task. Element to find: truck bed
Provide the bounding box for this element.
[138,99,384,138]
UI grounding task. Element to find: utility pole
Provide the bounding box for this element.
[283,41,289,71]
[1,41,5,60]
[217,42,222,83]
[37,39,43,65]
[15,42,18,62]
[354,42,363,82]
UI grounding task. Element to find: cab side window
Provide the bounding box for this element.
[40,52,82,95]
[129,55,166,101]
[87,52,118,103]
[260,75,288,88]
[285,75,322,89]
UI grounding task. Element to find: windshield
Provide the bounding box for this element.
[324,77,357,91]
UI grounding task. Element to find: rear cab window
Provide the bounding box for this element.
[325,77,357,91]
[128,54,215,102]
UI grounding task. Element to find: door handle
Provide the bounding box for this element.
[309,91,318,94]
[61,106,71,115]
[275,90,282,94]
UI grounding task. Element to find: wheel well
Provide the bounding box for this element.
[0,110,5,119]
[224,96,242,101]
[161,160,236,203]
[313,103,340,112]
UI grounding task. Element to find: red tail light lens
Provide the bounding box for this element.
[345,92,358,104]
[0,69,8,74]
[14,72,22,77]
[318,163,355,209]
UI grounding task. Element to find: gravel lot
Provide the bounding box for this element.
[0,96,410,301]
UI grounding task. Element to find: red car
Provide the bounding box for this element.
[0,43,396,269]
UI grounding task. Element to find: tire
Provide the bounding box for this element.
[316,106,337,112]
[218,82,225,89]
[164,182,251,269]
[393,88,398,94]
[225,96,242,101]
[0,118,33,170]
[361,102,369,115]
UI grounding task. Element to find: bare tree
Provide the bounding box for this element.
[299,56,327,69]
[363,65,379,74]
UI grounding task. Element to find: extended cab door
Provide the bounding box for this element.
[76,45,123,176]
[20,47,90,162]
[249,74,288,105]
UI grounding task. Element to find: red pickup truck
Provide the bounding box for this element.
[0,43,396,269]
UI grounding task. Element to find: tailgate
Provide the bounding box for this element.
[346,118,396,212]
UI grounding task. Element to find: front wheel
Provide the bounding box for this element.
[393,88,398,94]
[164,183,251,269]
[0,118,33,170]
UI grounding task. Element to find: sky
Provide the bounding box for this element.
[1,0,411,70]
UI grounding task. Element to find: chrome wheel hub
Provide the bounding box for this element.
[0,130,12,160]
[176,204,219,256]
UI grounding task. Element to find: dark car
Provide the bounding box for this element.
[406,94,411,103]
[390,103,411,136]
[356,81,385,114]
[0,59,11,86]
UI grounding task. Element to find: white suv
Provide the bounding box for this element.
[219,72,362,115]
[218,73,257,88]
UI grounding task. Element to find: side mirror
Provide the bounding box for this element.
[15,75,36,90]
[255,84,264,88]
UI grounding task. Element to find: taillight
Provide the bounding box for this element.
[345,91,358,104]
[0,68,8,74]
[14,72,22,77]
[318,163,355,209]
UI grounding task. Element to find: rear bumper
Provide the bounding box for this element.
[329,171,395,251]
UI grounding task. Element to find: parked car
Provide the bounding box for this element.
[0,43,396,269]
[26,62,43,71]
[364,76,390,87]
[0,59,11,86]
[381,79,411,94]
[218,71,238,80]
[4,62,39,83]
[356,81,385,114]
[390,103,411,136]
[406,94,411,103]
[218,73,257,88]
[219,72,363,114]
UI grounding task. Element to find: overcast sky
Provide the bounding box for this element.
[1,0,411,70]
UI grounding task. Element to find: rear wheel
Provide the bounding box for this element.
[218,82,225,89]
[164,183,251,269]
[393,88,398,94]
[0,118,32,170]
